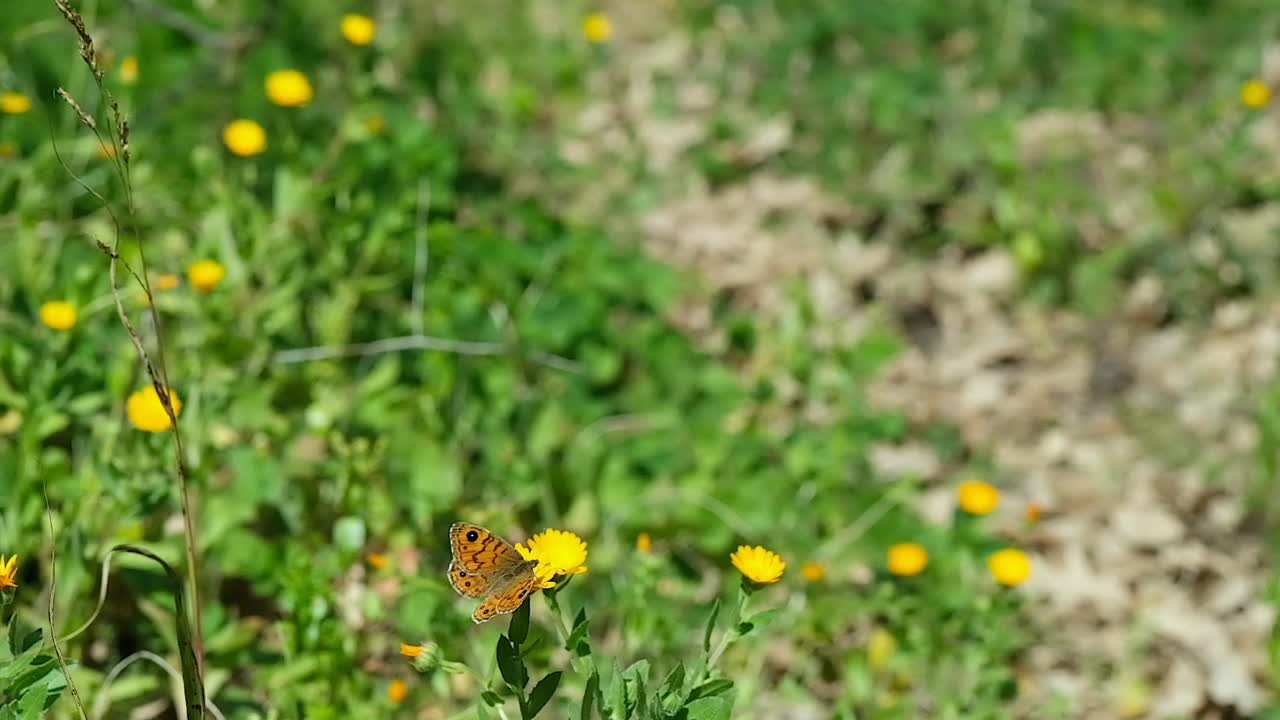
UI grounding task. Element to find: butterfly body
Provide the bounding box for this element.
[447,522,542,623]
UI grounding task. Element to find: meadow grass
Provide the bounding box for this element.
[2,1,1279,719]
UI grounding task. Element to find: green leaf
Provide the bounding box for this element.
[684,695,734,720]
[0,643,45,685]
[496,634,526,690]
[702,596,721,653]
[621,660,650,717]
[509,599,531,646]
[525,671,562,718]
[18,628,42,655]
[686,679,733,703]
[481,690,503,707]
[565,607,590,654]
[657,662,685,701]
[580,671,598,720]
[16,683,48,720]
[735,608,782,638]
[604,659,626,719]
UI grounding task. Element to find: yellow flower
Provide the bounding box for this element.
[957,479,1000,515]
[127,385,182,432]
[121,55,139,84]
[367,552,390,570]
[0,92,32,114]
[388,678,408,704]
[0,555,18,590]
[155,273,180,290]
[730,545,786,584]
[341,14,377,46]
[40,301,78,331]
[364,113,386,135]
[988,548,1032,587]
[266,69,314,107]
[886,543,928,576]
[801,561,826,582]
[636,532,652,553]
[1242,79,1271,109]
[400,643,423,658]
[517,528,589,580]
[1025,502,1043,523]
[223,119,267,157]
[867,627,896,671]
[188,259,226,292]
[582,13,612,43]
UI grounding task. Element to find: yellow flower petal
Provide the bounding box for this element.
[867,627,897,671]
[127,385,182,432]
[0,554,18,590]
[957,479,1000,515]
[801,561,826,582]
[120,55,139,84]
[40,301,78,331]
[266,69,314,107]
[730,545,786,584]
[886,543,928,577]
[188,259,226,292]
[341,14,377,46]
[636,532,652,553]
[388,678,408,703]
[0,92,32,114]
[582,13,612,43]
[518,528,589,578]
[222,119,267,157]
[1242,79,1271,109]
[988,548,1032,587]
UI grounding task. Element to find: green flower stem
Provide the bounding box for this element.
[544,590,573,645]
[701,585,750,681]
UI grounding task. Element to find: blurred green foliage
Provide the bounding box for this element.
[2,0,1278,718]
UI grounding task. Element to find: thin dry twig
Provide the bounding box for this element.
[271,333,582,372]
[52,0,208,692]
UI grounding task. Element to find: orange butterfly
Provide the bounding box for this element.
[447,523,542,623]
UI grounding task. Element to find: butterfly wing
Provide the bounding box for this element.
[448,560,488,598]
[472,572,542,624]
[449,523,526,573]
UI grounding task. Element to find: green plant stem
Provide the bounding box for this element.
[700,587,750,683]
[544,591,573,645]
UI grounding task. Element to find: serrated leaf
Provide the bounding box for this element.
[525,671,562,718]
[496,635,526,690]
